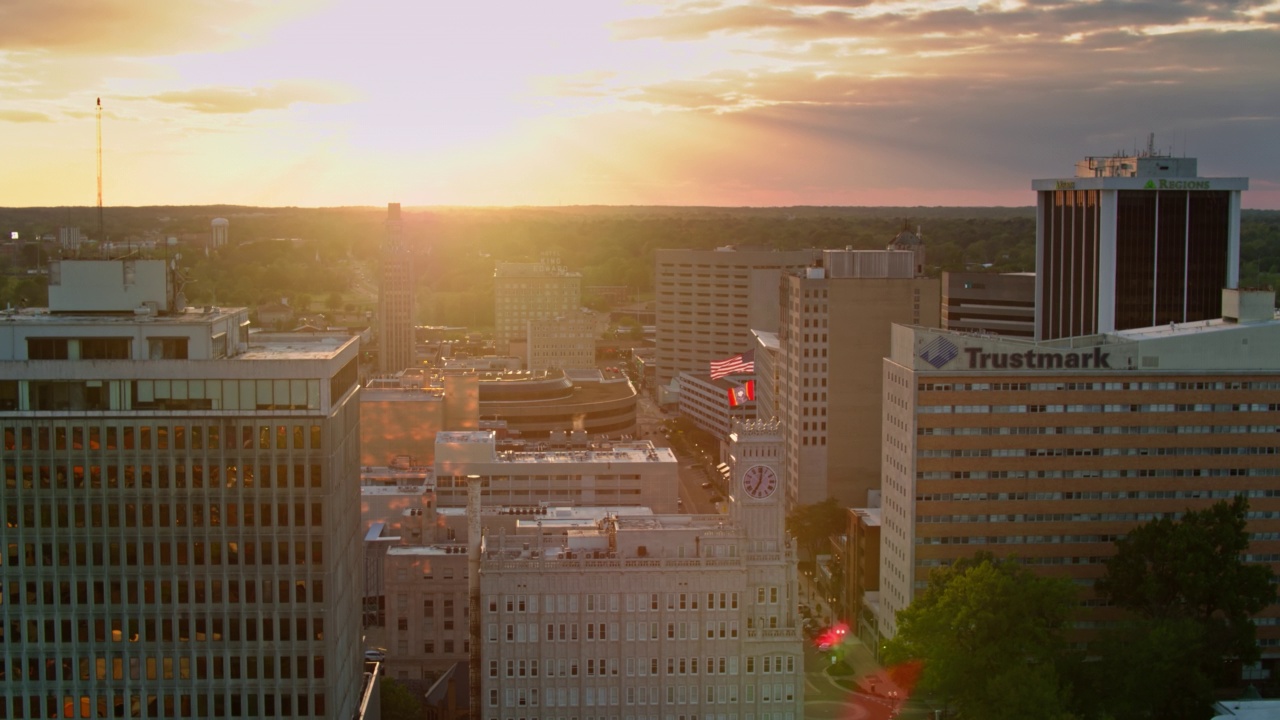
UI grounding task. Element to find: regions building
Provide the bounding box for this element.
[654,247,819,390]
[942,271,1036,338]
[379,203,416,374]
[779,249,940,507]
[0,259,365,719]
[878,289,1280,663]
[494,258,582,358]
[478,420,804,720]
[1032,150,1247,340]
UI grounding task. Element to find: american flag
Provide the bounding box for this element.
[709,350,755,380]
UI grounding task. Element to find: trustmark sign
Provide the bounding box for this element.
[962,347,1111,369]
[915,334,1119,371]
[918,336,960,369]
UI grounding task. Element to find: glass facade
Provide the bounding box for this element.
[1041,188,1232,340]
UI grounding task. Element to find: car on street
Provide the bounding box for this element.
[708,494,724,504]
[700,481,713,489]
[364,648,386,662]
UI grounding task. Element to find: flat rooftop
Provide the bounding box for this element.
[1,305,242,325]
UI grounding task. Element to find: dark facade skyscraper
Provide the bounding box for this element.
[378,203,415,374]
[1033,152,1247,340]
[0,260,366,718]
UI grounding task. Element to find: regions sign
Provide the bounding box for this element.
[1143,179,1213,190]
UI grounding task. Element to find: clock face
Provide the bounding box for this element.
[742,464,778,499]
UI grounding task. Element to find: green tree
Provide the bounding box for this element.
[1091,496,1276,719]
[380,677,423,720]
[883,553,1078,719]
[785,498,847,561]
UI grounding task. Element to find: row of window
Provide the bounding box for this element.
[0,615,325,645]
[3,462,325,492]
[0,691,327,719]
[490,683,795,709]
[920,402,1280,413]
[489,655,781,680]
[3,423,324,453]
[918,468,1276,480]
[916,489,1280,502]
[1,375,324,413]
[919,380,1276,392]
[918,446,1278,458]
[0,653,324,682]
[4,538,325,569]
[916,510,1280,524]
[918,534,1125,545]
[488,621,745,643]
[920,424,1280,436]
[3,577,323,608]
[491,593,744,615]
[6,501,323,530]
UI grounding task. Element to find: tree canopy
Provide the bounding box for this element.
[1089,496,1276,720]
[883,553,1079,720]
[785,498,847,561]
[379,677,424,720]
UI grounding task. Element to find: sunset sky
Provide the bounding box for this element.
[2,0,1278,208]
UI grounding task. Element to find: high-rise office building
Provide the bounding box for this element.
[494,258,582,360]
[654,247,818,390]
[1032,150,1248,340]
[378,202,415,374]
[778,249,939,507]
[942,271,1036,338]
[878,291,1280,653]
[0,260,365,718]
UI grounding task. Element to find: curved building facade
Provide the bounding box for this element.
[478,369,637,440]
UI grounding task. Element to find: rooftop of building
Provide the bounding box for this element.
[438,431,674,464]
[494,261,580,278]
[896,292,1280,373]
[237,332,359,360]
[0,303,243,326]
[753,329,780,351]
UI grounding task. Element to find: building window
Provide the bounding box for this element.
[27,338,69,359]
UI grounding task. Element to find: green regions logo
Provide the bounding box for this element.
[1144,179,1212,190]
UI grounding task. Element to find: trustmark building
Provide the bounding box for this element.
[879,289,1280,661]
[1033,154,1247,340]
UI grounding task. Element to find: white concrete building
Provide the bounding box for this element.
[478,419,804,720]
[433,431,681,513]
[0,259,365,719]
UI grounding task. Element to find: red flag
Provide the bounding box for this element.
[728,380,755,407]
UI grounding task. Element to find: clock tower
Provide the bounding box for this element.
[728,418,787,552]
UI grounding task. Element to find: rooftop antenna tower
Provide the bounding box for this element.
[96,97,104,242]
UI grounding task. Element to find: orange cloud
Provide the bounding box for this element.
[0,0,315,55]
[0,109,52,123]
[147,80,356,114]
